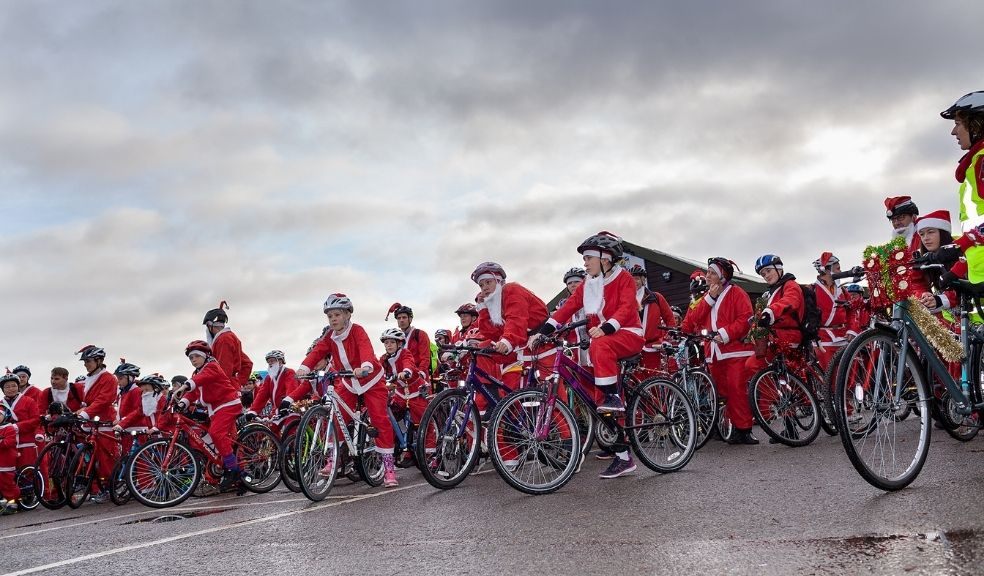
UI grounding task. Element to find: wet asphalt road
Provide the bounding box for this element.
[4,430,984,576]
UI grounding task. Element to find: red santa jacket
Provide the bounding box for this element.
[295,322,384,397]
[549,267,642,337]
[79,369,118,422]
[117,385,150,430]
[814,281,850,346]
[184,359,241,416]
[639,288,676,352]
[21,386,42,406]
[681,283,754,363]
[476,282,550,352]
[402,327,432,377]
[1,393,40,450]
[37,384,84,415]
[210,329,254,388]
[0,426,16,473]
[249,367,298,414]
[764,276,806,347]
[380,348,428,399]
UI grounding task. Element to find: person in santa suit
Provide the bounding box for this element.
[0,372,39,480]
[243,350,297,420]
[37,367,84,416]
[555,267,591,367]
[844,285,871,335]
[538,232,644,478]
[386,303,433,380]
[172,340,244,492]
[811,253,851,371]
[75,345,119,498]
[202,301,254,391]
[0,403,21,515]
[682,257,757,445]
[452,303,481,345]
[749,254,806,365]
[628,264,676,373]
[471,261,551,395]
[885,196,921,253]
[290,294,399,487]
[913,210,963,315]
[11,366,41,406]
[378,328,430,468]
[132,374,170,434]
[112,360,143,455]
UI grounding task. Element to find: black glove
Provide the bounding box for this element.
[278,399,292,416]
[941,271,959,290]
[849,265,864,278]
[235,414,249,429]
[936,245,963,267]
[757,313,773,328]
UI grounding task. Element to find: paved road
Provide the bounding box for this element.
[4,430,984,576]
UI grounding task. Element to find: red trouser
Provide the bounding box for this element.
[588,331,645,388]
[0,445,17,501]
[335,383,394,454]
[93,434,119,482]
[16,444,37,469]
[209,404,242,461]
[709,357,754,430]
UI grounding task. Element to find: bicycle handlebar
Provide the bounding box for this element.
[295,370,356,381]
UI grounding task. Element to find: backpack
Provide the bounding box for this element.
[797,284,823,345]
[410,329,440,376]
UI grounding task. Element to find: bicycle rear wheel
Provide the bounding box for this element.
[279,432,302,493]
[65,445,94,509]
[806,362,837,436]
[937,390,980,442]
[109,458,131,505]
[486,389,580,495]
[294,405,340,502]
[127,439,200,508]
[414,389,481,489]
[16,466,39,511]
[356,418,385,487]
[33,441,69,510]
[682,370,717,449]
[237,425,281,493]
[628,379,697,473]
[834,328,931,490]
[748,368,820,447]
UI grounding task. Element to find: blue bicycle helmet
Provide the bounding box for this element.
[754,254,784,274]
[845,284,864,294]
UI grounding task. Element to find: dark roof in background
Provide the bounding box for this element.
[622,241,769,293]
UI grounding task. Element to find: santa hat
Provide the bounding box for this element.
[689,270,705,281]
[884,196,919,219]
[914,209,952,234]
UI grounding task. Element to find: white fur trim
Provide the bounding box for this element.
[718,328,730,344]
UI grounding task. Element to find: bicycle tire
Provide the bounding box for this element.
[295,405,340,502]
[748,368,821,447]
[717,402,734,442]
[16,466,39,511]
[414,388,481,489]
[938,390,980,442]
[355,418,385,487]
[127,439,201,508]
[109,457,131,505]
[593,418,619,451]
[806,362,837,436]
[237,424,282,493]
[681,369,718,449]
[834,327,931,491]
[628,378,697,473]
[279,432,302,493]
[33,441,69,510]
[565,385,595,457]
[486,389,580,495]
[65,445,95,509]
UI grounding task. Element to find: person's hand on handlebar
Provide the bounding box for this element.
[296,366,311,378]
[493,340,511,354]
[918,291,941,309]
[353,367,370,378]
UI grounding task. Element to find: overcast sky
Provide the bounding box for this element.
[0,1,978,380]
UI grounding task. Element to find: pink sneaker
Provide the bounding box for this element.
[317,457,335,478]
[383,468,398,487]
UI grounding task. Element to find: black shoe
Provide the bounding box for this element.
[218,469,242,493]
[597,394,625,414]
[396,451,416,469]
[727,430,759,445]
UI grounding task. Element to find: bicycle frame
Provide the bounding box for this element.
[438,348,514,439]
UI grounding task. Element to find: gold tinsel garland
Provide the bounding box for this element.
[906,297,964,362]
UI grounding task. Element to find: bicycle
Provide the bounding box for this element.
[108,429,155,505]
[292,370,385,502]
[413,343,519,490]
[63,416,122,508]
[660,328,719,449]
[13,465,39,511]
[33,415,78,510]
[125,399,280,508]
[746,331,821,447]
[385,376,427,469]
[486,321,698,495]
[833,278,984,490]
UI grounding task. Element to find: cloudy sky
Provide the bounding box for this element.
[0,1,977,379]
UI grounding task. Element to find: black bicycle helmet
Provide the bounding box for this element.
[577,231,624,260]
[941,91,984,120]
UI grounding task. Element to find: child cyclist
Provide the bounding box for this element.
[0,399,20,515]
[172,340,244,492]
[535,232,644,479]
[292,294,398,487]
[379,327,430,468]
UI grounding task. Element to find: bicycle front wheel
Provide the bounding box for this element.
[356,418,385,487]
[279,432,302,493]
[237,425,282,493]
[16,466,39,511]
[109,458,131,505]
[414,389,481,489]
[34,441,69,510]
[628,379,697,472]
[834,327,931,490]
[295,405,340,502]
[65,445,94,509]
[127,439,200,508]
[486,389,580,495]
[748,368,820,447]
[682,370,717,449]
[806,362,837,436]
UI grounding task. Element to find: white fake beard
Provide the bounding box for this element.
[635,286,645,306]
[583,274,605,316]
[52,387,69,404]
[893,223,914,241]
[268,364,281,379]
[141,391,159,417]
[485,283,504,326]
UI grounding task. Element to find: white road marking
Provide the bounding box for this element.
[1,482,428,576]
